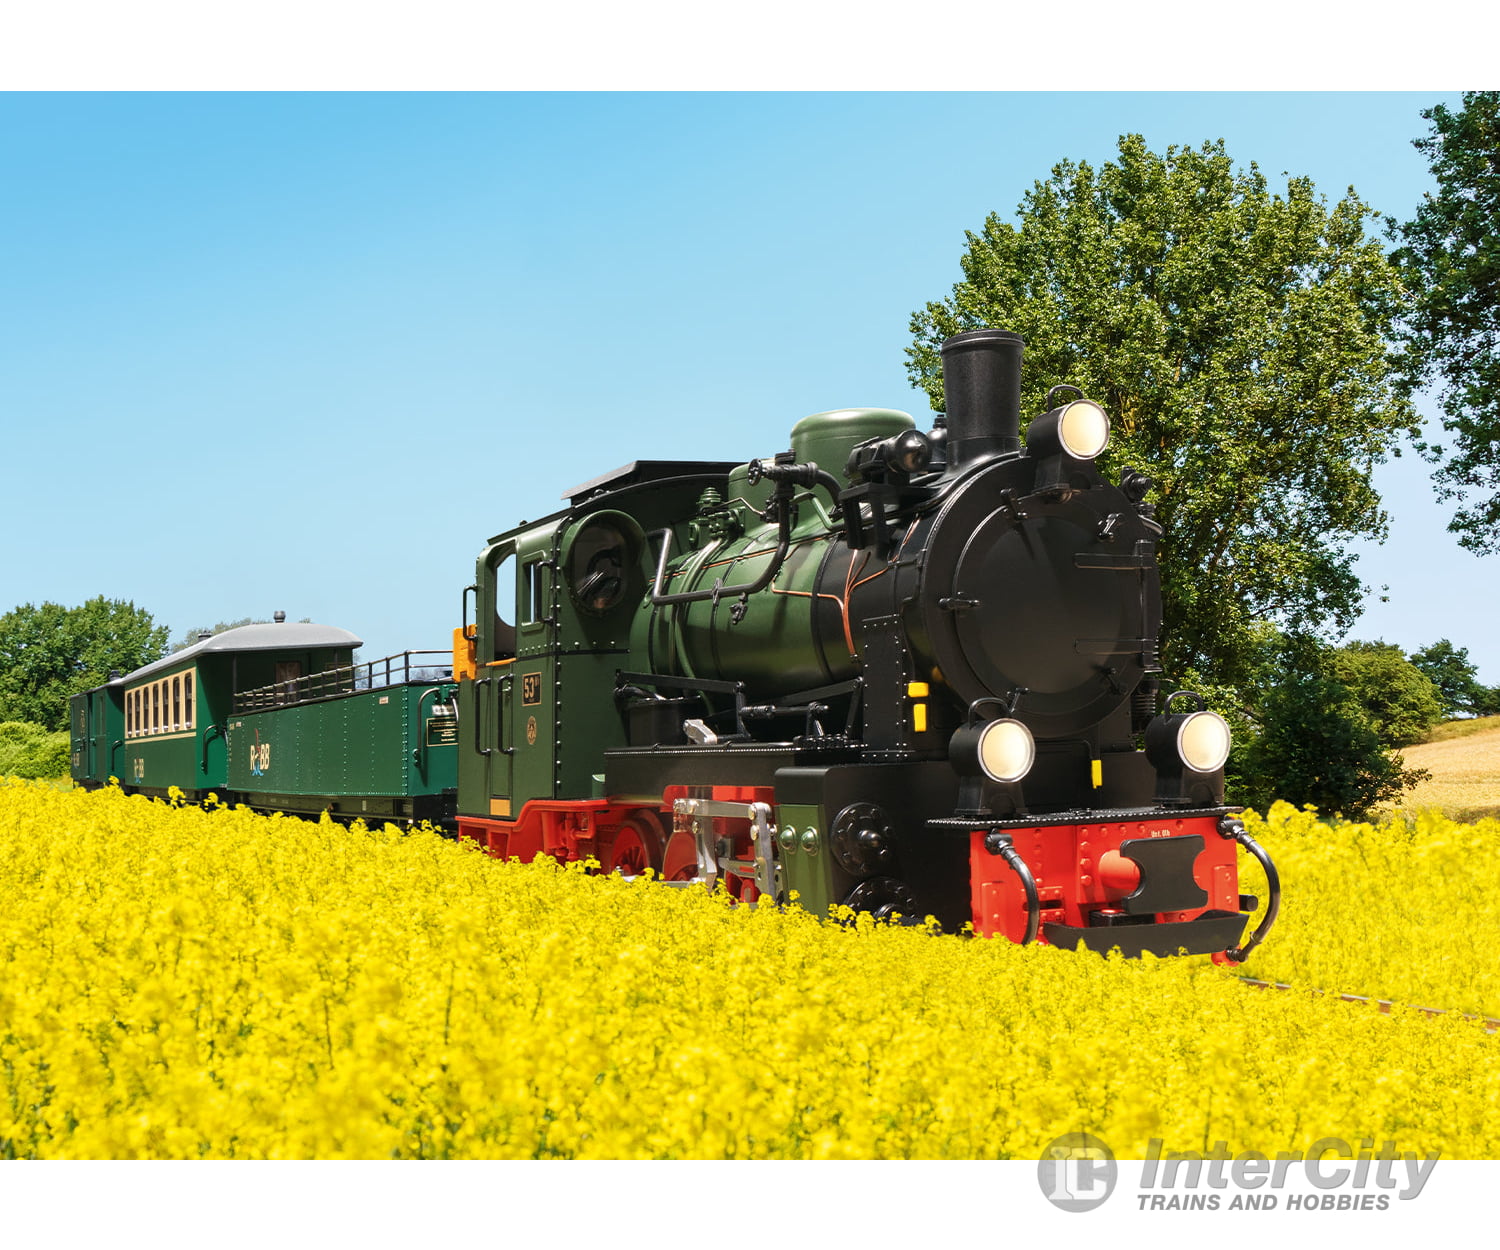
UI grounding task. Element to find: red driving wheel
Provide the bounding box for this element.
[599,811,665,875]
[662,829,699,881]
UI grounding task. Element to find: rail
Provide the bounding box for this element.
[233,650,454,713]
[1239,977,1499,1034]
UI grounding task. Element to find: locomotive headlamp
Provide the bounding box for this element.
[1177,710,1232,774]
[1145,694,1232,806]
[1058,401,1110,459]
[950,717,1036,784]
[979,718,1036,783]
[1025,396,1111,462]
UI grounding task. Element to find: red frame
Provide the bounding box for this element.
[968,813,1238,943]
[460,800,1241,951]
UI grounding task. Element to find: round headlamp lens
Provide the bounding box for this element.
[977,718,1036,783]
[1178,711,1231,773]
[1059,400,1110,459]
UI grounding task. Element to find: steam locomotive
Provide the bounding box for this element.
[71,328,1279,960]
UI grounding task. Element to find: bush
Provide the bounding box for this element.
[1238,674,1421,819]
[1331,641,1444,746]
[1232,637,1428,820]
[0,721,71,779]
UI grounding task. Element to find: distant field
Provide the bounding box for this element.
[1394,715,1500,822]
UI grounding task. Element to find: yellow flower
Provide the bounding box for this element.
[0,777,1495,1159]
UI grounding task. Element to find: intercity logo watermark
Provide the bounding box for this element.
[1038,1133,1118,1211]
[1038,1134,1439,1213]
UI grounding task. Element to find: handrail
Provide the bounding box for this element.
[473,677,493,758]
[647,455,811,609]
[200,723,225,771]
[233,650,453,713]
[497,671,515,757]
[649,523,790,608]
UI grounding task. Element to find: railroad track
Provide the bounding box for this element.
[1239,977,1500,1034]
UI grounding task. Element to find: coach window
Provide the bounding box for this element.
[172,677,181,731]
[184,673,194,730]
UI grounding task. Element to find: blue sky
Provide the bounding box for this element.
[2,90,1496,683]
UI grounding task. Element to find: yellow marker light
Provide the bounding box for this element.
[907,682,930,698]
[913,704,928,733]
[1091,759,1103,788]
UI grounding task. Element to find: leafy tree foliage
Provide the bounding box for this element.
[1329,641,1443,747]
[909,136,1416,691]
[1389,92,1500,554]
[0,599,168,732]
[1236,636,1427,820]
[0,721,70,779]
[1408,638,1495,718]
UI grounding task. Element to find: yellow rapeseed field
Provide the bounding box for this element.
[1,780,1496,1160]
[1236,803,1500,1020]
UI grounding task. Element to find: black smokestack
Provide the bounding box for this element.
[939,328,1024,470]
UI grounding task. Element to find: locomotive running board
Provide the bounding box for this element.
[926,806,1236,835]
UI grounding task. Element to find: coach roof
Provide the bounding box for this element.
[122,623,364,684]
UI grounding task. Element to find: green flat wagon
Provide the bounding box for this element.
[227,649,458,829]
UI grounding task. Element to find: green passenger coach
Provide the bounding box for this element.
[69,619,459,830]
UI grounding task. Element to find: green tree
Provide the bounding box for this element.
[1408,638,1491,718]
[909,136,1416,691]
[1237,636,1427,819]
[1330,640,1443,747]
[0,598,168,732]
[0,721,71,779]
[1389,92,1500,554]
